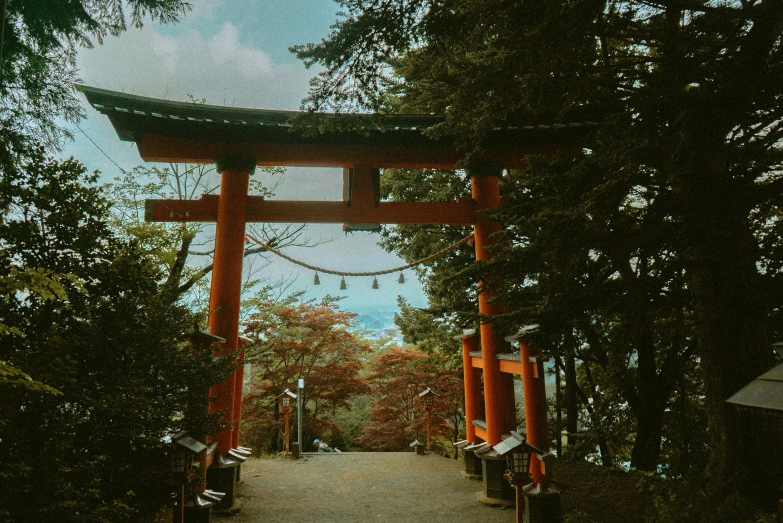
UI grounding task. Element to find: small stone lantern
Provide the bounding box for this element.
[170,431,207,523]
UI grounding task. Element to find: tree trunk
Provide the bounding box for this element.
[630,404,664,472]
[554,343,563,456]
[164,227,195,303]
[680,166,783,507]
[578,363,612,466]
[564,342,579,447]
[689,241,781,504]
[627,313,667,472]
[271,401,280,453]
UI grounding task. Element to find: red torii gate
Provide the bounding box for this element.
[79,85,594,509]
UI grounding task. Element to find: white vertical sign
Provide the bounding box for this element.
[297,378,304,450]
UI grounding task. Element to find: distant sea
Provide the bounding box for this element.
[351,307,397,331]
[347,307,405,344]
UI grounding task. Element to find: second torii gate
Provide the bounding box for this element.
[79,85,595,508]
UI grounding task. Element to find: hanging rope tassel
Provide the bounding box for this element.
[339,277,347,290]
[313,272,321,285]
[371,277,379,289]
[398,272,405,284]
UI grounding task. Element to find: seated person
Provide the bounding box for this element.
[313,439,340,452]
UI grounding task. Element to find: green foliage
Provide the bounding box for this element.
[291,0,428,113]
[104,161,294,312]
[638,476,779,523]
[0,151,229,521]
[379,168,476,318]
[300,0,783,503]
[379,157,703,473]
[0,360,61,395]
[0,267,77,336]
[491,152,700,472]
[105,164,213,309]
[0,0,192,159]
[393,296,462,365]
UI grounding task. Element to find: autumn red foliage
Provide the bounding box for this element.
[358,347,463,453]
[240,295,371,453]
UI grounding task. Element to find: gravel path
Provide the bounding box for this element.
[221,452,516,523]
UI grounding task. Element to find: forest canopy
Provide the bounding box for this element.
[295,0,783,509]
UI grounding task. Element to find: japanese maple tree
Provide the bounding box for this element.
[359,347,463,453]
[240,292,371,452]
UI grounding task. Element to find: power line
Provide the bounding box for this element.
[73,122,125,173]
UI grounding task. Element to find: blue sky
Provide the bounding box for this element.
[60,0,430,313]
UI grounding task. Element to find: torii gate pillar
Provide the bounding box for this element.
[468,162,517,445]
[202,157,255,506]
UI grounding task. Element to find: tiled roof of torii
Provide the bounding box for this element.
[78,85,600,168]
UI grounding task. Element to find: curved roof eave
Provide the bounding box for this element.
[77,85,599,169]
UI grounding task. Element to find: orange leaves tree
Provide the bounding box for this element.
[358,347,463,454]
[240,292,371,453]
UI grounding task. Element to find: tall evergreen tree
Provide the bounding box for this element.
[0,151,230,521]
[296,0,783,505]
[494,152,698,471]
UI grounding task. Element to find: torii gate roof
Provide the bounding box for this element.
[78,85,599,169]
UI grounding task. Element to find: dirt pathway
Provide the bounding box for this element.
[221,452,515,523]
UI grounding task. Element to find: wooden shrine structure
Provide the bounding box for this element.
[79,85,596,512]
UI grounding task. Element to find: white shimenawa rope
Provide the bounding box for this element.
[245,233,474,277]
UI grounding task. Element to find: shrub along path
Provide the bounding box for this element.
[221,452,515,523]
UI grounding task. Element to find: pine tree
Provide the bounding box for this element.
[296,0,783,505]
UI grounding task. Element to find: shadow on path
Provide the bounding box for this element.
[224,452,515,523]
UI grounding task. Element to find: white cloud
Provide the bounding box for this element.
[210,23,275,80]
[150,32,179,73]
[75,22,312,109]
[62,18,428,311]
